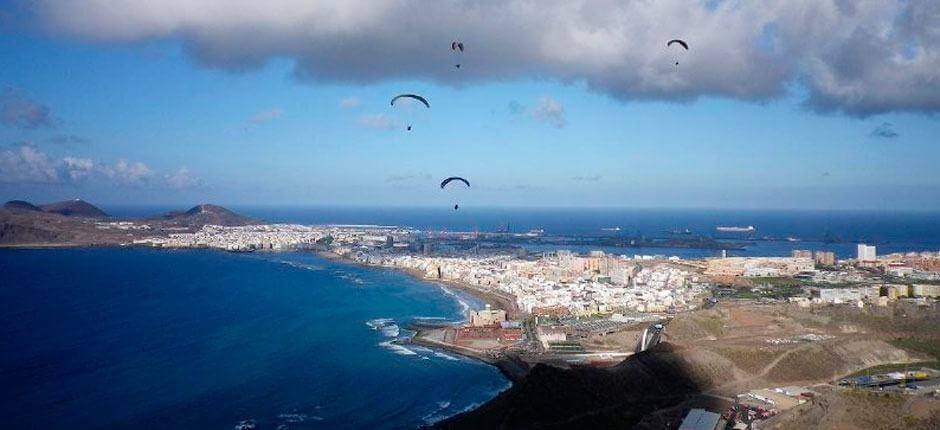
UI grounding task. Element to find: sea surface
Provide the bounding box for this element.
[0,248,508,429]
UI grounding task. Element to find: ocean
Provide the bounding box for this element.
[0,248,508,429]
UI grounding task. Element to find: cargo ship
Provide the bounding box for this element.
[716,225,755,233]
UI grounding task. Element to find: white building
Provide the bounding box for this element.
[857,244,877,261]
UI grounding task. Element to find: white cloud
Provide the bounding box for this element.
[340,96,361,109]
[0,144,60,183]
[358,113,397,131]
[99,159,154,184]
[530,96,566,128]
[28,0,940,116]
[62,156,94,180]
[165,167,200,189]
[0,145,188,188]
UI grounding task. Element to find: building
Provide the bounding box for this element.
[705,257,815,277]
[857,244,877,261]
[385,235,394,248]
[814,251,836,266]
[792,250,813,259]
[812,288,862,304]
[469,304,507,327]
[912,284,940,298]
[679,409,722,430]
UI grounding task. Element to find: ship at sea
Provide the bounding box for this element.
[716,225,756,233]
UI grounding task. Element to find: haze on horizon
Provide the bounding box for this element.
[1,0,939,211]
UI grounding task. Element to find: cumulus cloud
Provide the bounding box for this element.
[530,96,566,128]
[870,122,899,139]
[0,144,60,183]
[27,0,940,116]
[62,156,94,180]
[340,96,361,109]
[248,107,284,125]
[572,175,602,182]
[0,144,190,188]
[358,113,397,131]
[0,88,53,129]
[101,159,154,183]
[165,167,200,189]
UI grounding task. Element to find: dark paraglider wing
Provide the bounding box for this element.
[440,177,470,189]
[390,94,431,108]
[457,42,464,52]
[667,39,689,50]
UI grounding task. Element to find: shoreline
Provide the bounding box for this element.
[314,250,532,379]
[316,250,521,318]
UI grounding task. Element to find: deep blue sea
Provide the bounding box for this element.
[0,248,508,429]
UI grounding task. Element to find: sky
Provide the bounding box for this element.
[1,0,939,210]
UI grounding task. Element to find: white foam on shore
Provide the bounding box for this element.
[432,351,461,361]
[438,286,472,321]
[379,339,418,356]
[278,260,324,271]
[421,400,454,424]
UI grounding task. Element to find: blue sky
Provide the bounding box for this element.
[2,1,939,210]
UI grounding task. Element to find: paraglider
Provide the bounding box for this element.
[440,177,470,188]
[451,40,465,69]
[667,39,688,67]
[441,176,470,210]
[391,94,430,131]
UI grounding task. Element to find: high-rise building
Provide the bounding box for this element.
[792,249,813,259]
[857,244,877,261]
[814,251,836,266]
[385,235,394,248]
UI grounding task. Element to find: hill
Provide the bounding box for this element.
[160,204,259,226]
[39,199,109,217]
[437,343,732,429]
[3,200,42,212]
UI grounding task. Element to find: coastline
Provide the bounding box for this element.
[316,250,520,317]
[315,250,532,382]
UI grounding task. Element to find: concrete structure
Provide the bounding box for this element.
[792,250,812,259]
[814,251,836,266]
[811,288,863,304]
[705,257,814,277]
[912,284,940,298]
[469,304,507,327]
[857,244,877,262]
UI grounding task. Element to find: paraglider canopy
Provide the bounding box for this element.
[390,94,430,108]
[451,41,464,52]
[440,177,470,188]
[667,39,689,50]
